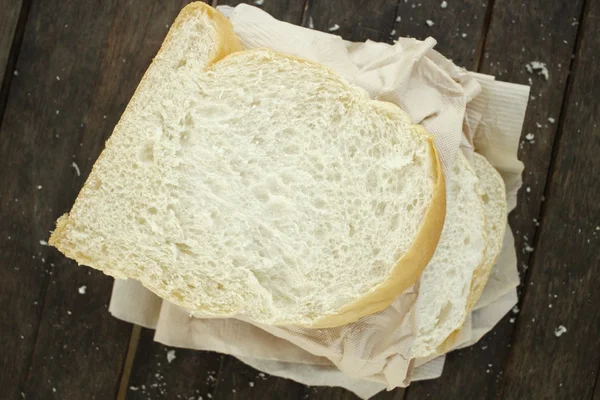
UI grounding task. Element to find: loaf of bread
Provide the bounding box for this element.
[49,3,445,328]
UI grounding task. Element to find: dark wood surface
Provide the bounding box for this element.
[1,0,599,399]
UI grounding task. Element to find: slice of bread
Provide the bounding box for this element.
[412,152,486,358]
[49,3,445,328]
[415,153,507,358]
[465,153,507,312]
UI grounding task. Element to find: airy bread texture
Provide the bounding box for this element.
[49,3,445,328]
[411,152,486,358]
[465,153,507,312]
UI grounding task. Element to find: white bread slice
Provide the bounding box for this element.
[419,153,507,357]
[465,153,507,311]
[49,3,445,328]
[411,152,486,358]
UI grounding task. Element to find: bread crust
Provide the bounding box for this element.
[50,3,447,328]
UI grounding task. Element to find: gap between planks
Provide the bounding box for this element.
[117,325,142,400]
[472,0,496,71]
[0,0,32,125]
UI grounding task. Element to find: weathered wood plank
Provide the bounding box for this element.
[0,0,213,398]
[303,0,397,42]
[406,0,588,398]
[212,356,306,399]
[498,0,600,398]
[126,330,224,399]
[217,0,307,25]
[0,0,24,101]
[393,0,490,69]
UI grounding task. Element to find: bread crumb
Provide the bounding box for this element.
[328,24,340,32]
[129,386,139,391]
[40,240,48,246]
[509,317,515,323]
[554,325,567,337]
[56,110,60,115]
[512,305,519,314]
[249,382,255,387]
[461,33,467,38]
[37,185,43,190]
[56,76,60,81]
[78,285,87,294]
[71,162,81,176]
[426,20,435,27]
[525,61,549,80]
[390,29,396,35]
[524,244,534,252]
[308,16,314,29]
[548,117,555,123]
[67,310,72,315]
[13,70,18,76]
[167,350,176,363]
[254,0,264,5]
[525,133,535,141]
[441,1,448,8]
[396,16,401,22]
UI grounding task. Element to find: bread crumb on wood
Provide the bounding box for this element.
[525,61,549,80]
[548,117,555,123]
[441,1,448,8]
[71,161,81,176]
[328,24,340,32]
[40,240,48,246]
[78,285,87,294]
[308,16,314,29]
[396,16,401,22]
[525,133,535,141]
[426,20,435,27]
[166,349,176,363]
[554,325,567,337]
[254,0,264,6]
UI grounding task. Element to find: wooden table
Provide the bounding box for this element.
[1,1,599,399]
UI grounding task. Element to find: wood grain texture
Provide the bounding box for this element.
[216,0,307,25]
[126,329,225,399]
[393,0,489,69]
[303,0,398,42]
[406,0,588,398]
[498,0,600,397]
[0,1,206,399]
[0,0,26,118]
[0,0,23,88]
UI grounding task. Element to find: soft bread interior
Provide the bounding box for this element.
[50,3,445,327]
[412,152,486,358]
